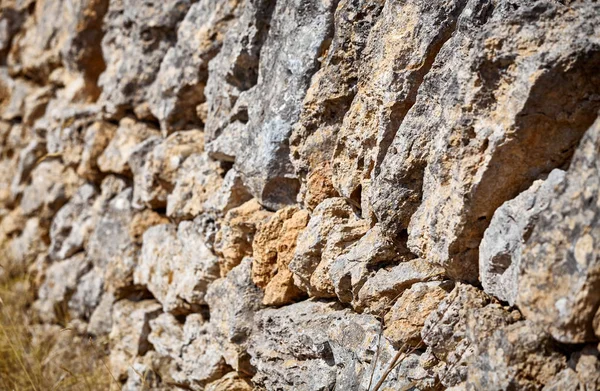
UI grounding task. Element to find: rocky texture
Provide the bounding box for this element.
[479,169,566,305]
[517,116,600,343]
[2,1,600,390]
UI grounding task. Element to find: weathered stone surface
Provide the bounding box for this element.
[77,121,116,180]
[251,206,309,306]
[205,371,252,391]
[166,152,224,219]
[232,0,337,210]
[204,0,275,162]
[289,0,384,191]
[384,281,452,348]
[480,169,566,305]
[3,0,600,389]
[421,283,492,387]
[250,299,437,391]
[20,159,82,221]
[149,0,242,131]
[97,117,161,175]
[355,259,445,313]
[329,224,414,307]
[131,130,204,209]
[465,319,565,391]
[33,253,91,323]
[8,0,107,86]
[109,299,162,380]
[135,220,220,313]
[289,197,367,297]
[205,258,263,374]
[214,199,271,276]
[333,0,468,214]
[48,183,97,261]
[518,117,600,343]
[406,2,600,281]
[98,0,193,115]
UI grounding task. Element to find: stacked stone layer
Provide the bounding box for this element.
[1,0,600,390]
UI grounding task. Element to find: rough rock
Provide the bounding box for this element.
[203,0,275,162]
[135,220,220,313]
[98,0,193,116]
[465,319,565,391]
[289,0,384,192]
[355,259,445,313]
[517,117,600,343]
[205,258,263,375]
[250,299,437,391]
[205,372,252,391]
[97,117,161,175]
[109,299,162,381]
[149,0,242,131]
[406,2,600,281]
[289,197,367,298]
[384,281,453,348]
[332,0,468,213]
[251,206,309,306]
[479,169,566,305]
[329,224,415,307]
[77,121,116,180]
[48,183,97,261]
[166,152,224,220]
[131,129,204,209]
[214,199,272,276]
[231,0,337,209]
[33,253,91,323]
[421,283,493,387]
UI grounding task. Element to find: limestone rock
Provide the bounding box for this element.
[8,0,107,85]
[332,0,468,213]
[205,258,263,374]
[421,283,492,387]
[20,160,82,222]
[479,169,565,305]
[406,2,600,281]
[250,299,436,391]
[205,372,252,391]
[97,117,161,175]
[518,117,600,343]
[149,0,242,131]
[289,0,385,192]
[355,259,445,313]
[289,197,367,297]
[203,167,253,215]
[465,320,565,391]
[233,0,337,209]
[203,0,275,162]
[98,0,193,115]
[251,206,309,306]
[48,183,97,261]
[131,130,204,209]
[87,292,115,336]
[122,351,173,391]
[166,152,224,219]
[329,224,414,307]
[384,281,453,348]
[135,221,220,313]
[33,253,91,323]
[109,299,162,381]
[214,199,272,275]
[77,121,116,180]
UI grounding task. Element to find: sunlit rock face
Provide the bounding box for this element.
[2,0,600,389]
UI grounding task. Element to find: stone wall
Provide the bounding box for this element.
[1,0,600,390]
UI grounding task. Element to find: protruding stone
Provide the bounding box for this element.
[518,117,600,343]
[252,206,309,306]
[214,199,272,276]
[479,169,566,305]
[135,221,220,313]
